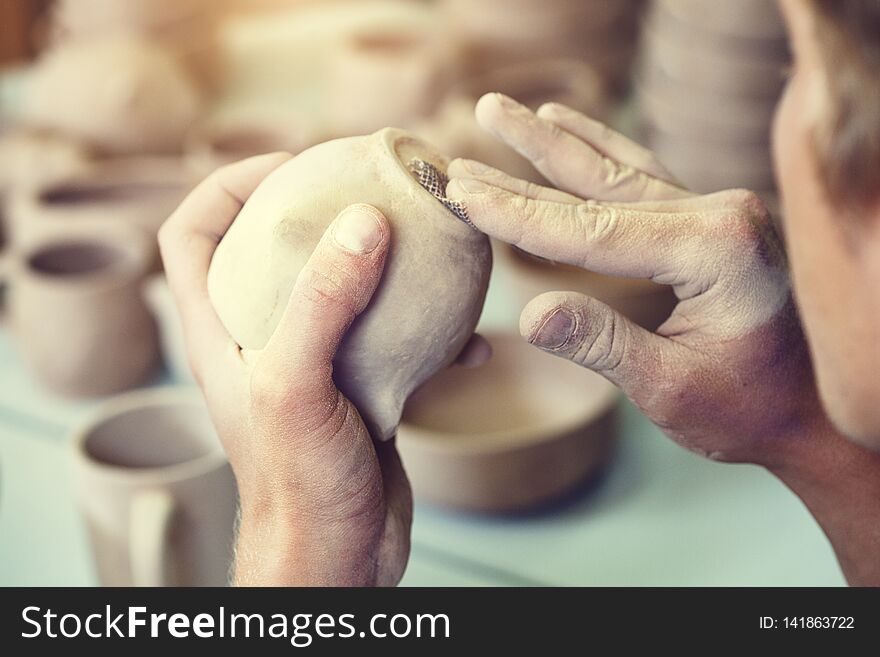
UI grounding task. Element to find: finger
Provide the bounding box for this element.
[446,178,706,283]
[159,152,292,381]
[474,93,688,202]
[536,102,681,186]
[454,333,493,368]
[520,291,685,409]
[260,204,390,385]
[447,158,581,204]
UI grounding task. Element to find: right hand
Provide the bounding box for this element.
[446,93,821,468]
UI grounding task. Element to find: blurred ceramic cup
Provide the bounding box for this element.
[6,157,191,250]
[71,388,237,586]
[501,245,677,332]
[328,28,449,136]
[7,221,160,396]
[144,274,194,384]
[397,333,619,513]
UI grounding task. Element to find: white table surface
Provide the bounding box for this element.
[0,259,846,586]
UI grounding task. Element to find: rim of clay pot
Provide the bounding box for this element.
[399,333,619,454]
[15,221,152,292]
[70,387,227,482]
[377,127,482,236]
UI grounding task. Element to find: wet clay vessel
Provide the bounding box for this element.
[208,128,492,441]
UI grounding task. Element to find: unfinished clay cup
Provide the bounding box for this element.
[397,332,619,513]
[6,156,192,250]
[8,221,160,396]
[328,28,448,136]
[144,274,194,384]
[71,387,236,586]
[24,36,202,155]
[501,245,677,332]
[208,128,492,441]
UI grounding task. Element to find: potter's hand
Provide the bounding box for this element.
[159,154,411,586]
[446,93,817,466]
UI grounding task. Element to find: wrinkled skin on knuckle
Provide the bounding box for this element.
[577,202,619,247]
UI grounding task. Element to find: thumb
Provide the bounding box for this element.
[520,291,680,407]
[260,204,391,384]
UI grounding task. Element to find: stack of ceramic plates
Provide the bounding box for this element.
[637,0,789,209]
[442,0,643,94]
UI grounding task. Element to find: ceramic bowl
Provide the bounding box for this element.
[501,245,678,332]
[397,333,619,513]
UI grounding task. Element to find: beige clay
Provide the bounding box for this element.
[23,37,202,155]
[208,128,492,441]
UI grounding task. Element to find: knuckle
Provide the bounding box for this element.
[577,202,619,244]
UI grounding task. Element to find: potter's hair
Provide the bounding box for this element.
[807,0,880,210]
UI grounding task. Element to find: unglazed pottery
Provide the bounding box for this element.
[328,28,448,136]
[144,274,194,383]
[24,37,202,154]
[0,131,91,195]
[8,221,159,396]
[6,156,192,250]
[71,387,236,586]
[397,333,619,513]
[208,128,492,441]
[501,245,677,333]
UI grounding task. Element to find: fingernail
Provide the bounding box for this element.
[460,159,493,175]
[532,308,575,349]
[448,178,489,195]
[494,93,520,109]
[333,206,383,254]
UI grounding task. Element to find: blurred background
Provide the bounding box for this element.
[0,0,843,586]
